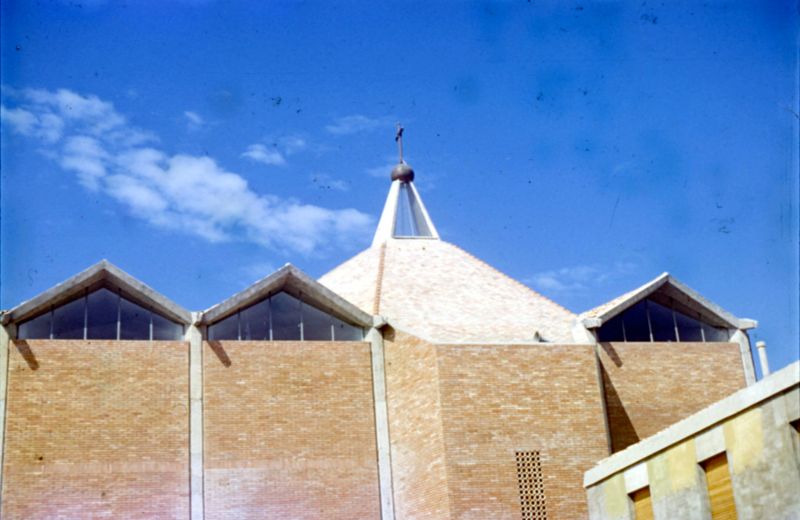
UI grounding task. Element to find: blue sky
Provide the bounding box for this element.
[1,1,797,372]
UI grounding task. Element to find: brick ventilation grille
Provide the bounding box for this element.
[515,451,547,520]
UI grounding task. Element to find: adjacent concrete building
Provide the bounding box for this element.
[0,146,771,519]
[584,361,800,520]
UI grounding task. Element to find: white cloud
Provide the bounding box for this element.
[278,135,306,155]
[325,114,391,135]
[525,262,637,295]
[366,157,400,179]
[184,110,204,130]
[241,143,286,166]
[1,87,373,254]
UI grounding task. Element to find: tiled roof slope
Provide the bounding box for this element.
[319,239,576,343]
[580,273,669,322]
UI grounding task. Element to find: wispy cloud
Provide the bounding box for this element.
[365,156,400,178]
[524,262,637,296]
[277,135,306,155]
[241,143,286,166]
[184,110,204,131]
[325,114,392,136]
[1,87,373,254]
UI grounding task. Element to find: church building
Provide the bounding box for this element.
[0,135,758,519]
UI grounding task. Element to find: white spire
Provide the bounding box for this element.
[371,125,439,246]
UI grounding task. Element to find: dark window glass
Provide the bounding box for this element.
[674,310,703,341]
[597,313,625,342]
[207,291,363,342]
[241,299,270,340]
[648,300,676,342]
[52,297,85,339]
[302,302,333,341]
[18,312,52,340]
[120,298,150,340]
[153,312,183,340]
[87,288,119,339]
[208,313,239,340]
[394,183,432,237]
[622,301,650,341]
[702,323,729,342]
[271,292,301,340]
[333,316,363,341]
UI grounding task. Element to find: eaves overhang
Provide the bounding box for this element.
[0,260,193,326]
[579,273,756,331]
[199,263,373,328]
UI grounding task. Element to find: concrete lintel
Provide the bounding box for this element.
[738,318,758,330]
[367,327,395,520]
[694,425,725,462]
[200,264,372,328]
[372,315,387,328]
[581,317,602,329]
[623,462,648,493]
[584,360,800,488]
[2,260,192,326]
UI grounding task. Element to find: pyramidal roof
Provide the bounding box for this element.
[320,130,575,343]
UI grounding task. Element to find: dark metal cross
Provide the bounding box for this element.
[395,123,404,163]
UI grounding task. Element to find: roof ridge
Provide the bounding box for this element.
[373,242,387,315]
[440,241,576,316]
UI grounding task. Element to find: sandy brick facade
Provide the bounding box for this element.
[202,340,380,520]
[384,329,452,520]
[435,343,610,520]
[1,340,189,519]
[598,341,747,453]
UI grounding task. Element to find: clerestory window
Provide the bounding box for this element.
[207,291,363,341]
[17,287,184,340]
[597,298,729,343]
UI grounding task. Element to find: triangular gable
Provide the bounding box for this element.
[1,260,192,326]
[580,273,756,331]
[200,264,374,328]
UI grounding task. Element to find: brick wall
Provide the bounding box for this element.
[383,328,451,520]
[203,341,380,519]
[2,340,189,519]
[435,343,609,520]
[598,341,746,453]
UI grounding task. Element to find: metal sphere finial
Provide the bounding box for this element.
[391,162,415,182]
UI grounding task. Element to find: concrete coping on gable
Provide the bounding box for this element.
[579,273,757,331]
[199,264,374,328]
[583,360,800,488]
[1,260,193,326]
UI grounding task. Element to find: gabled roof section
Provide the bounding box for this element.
[200,264,373,328]
[580,273,756,331]
[1,260,192,325]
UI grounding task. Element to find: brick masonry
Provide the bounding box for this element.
[598,341,746,453]
[202,340,380,520]
[384,328,452,520]
[435,343,610,520]
[2,340,189,519]
[0,336,751,519]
